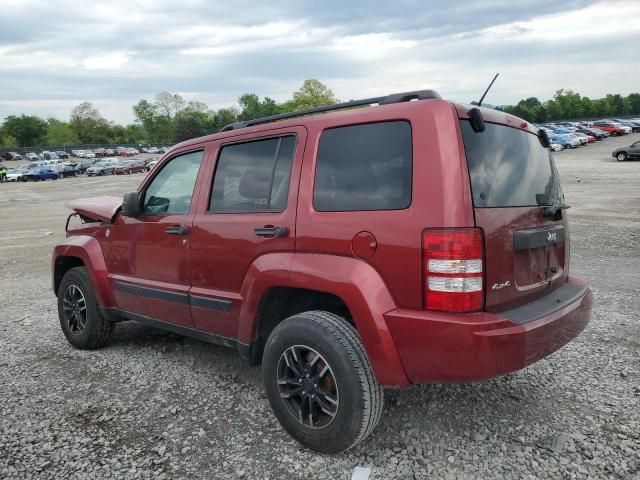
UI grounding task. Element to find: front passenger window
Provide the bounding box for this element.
[143,150,204,214]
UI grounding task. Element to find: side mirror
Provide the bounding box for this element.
[121,191,141,217]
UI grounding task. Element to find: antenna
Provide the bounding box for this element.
[477,73,499,106]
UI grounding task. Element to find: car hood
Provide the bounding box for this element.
[65,196,122,223]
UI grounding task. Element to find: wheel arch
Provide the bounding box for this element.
[52,235,115,308]
[238,252,410,387]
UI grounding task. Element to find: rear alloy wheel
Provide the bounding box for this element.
[262,311,383,453]
[58,267,114,349]
[617,152,627,162]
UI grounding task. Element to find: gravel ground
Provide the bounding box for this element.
[0,138,639,480]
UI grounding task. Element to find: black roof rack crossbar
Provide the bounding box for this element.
[220,89,441,132]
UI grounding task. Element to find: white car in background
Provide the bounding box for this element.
[25,152,39,161]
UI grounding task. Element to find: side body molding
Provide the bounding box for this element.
[52,235,116,308]
[238,252,410,387]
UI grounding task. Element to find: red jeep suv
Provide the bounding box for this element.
[52,90,592,453]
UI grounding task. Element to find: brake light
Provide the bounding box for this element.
[423,228,484,312]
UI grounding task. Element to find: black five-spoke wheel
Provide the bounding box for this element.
[277,345,339,429]
[57,267,114,349]
[263,311,384,453]
[62,284,87,335]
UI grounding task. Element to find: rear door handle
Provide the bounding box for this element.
[165,225,189,235]
[254,226,288,237]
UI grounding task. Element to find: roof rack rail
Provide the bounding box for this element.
[220,89,441,132]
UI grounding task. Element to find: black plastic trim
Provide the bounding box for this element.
[500,283,588,325]
[190,295,233,313]
[513,225,565,250]
[104,308,250,351]
[114,282,189,305]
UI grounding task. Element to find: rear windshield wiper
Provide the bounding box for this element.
[543,204,570,220]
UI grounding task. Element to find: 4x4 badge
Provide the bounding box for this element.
[492,281,511,290]
[547,231,557,243]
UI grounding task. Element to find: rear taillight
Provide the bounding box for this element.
[423,228,484,312]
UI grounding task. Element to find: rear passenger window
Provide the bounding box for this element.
[313,121,412,211]
[209,136,296,212]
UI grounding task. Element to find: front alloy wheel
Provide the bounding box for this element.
[62,284,87,335]
[617,152,627,162]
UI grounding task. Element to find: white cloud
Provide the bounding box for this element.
[0,0,638,124]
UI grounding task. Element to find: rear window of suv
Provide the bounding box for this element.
[313,121,412,212]
[460,121,563,208]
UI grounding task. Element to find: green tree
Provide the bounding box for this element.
[132,99,157,135]
[46,119,79,145]
[627,93,640,115]
[69,102,112,143]
[237,94,281,121]
[1,115,48,146]
[289,79,338,110]
[211,107,239,131]
[172,108,210,143]
[0,133,18,148]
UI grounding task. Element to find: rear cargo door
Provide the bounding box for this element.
[460,120,568,311]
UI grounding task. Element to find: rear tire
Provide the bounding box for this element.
[58,267,114,349]
[262,311,383,453]
[617,152,627,162]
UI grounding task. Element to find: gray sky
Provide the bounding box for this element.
[1,0,639,124]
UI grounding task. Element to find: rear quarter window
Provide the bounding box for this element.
[460,121,564,208]
[313,121,412,212]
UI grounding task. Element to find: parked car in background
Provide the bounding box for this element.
[24,168,59,181]
[593,121,626,136]
[105,149,115,156]
[71,150,85,157]
[86,160,116,176]
[157,147,168,154]
[550,133,580,149]
[84,152,96,159]
[121,148,140,157]
[26,152,39,161]
[147,147,159,154]
[1,152,22,161]
[5,168,24,181]
[145,159,159,171]
[612,140,640,162]
[612,119,640,133]
[576,127,605,140]
[77,158,97,173]
[41,151,60,160]
[55,151,70,159]
[115,159,146,174]
[93,148,107,158]
[53,164,79,178]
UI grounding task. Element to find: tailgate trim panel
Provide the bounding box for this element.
[499,283,587,325]
[513,225,565,250]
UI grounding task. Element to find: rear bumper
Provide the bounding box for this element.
[385,276,592,384]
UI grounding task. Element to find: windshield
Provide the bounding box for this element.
[460,120,564,207]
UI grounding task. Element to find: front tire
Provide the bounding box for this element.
[262,311,383,453]
[57,267,114,349]
[617,152,627,162]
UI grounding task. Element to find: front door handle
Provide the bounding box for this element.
[254,226,288,237]
[165,225,189,235]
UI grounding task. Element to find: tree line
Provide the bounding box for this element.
[2,81,639,148]
[0,80,337,148]
[499,89,640,123]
